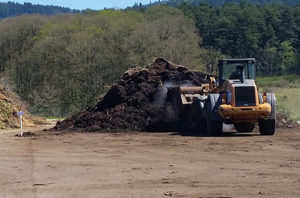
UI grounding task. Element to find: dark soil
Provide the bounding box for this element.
[276,112,297,129]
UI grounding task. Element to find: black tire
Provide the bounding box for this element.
[234,123,255,132]
[191,100,206,133]
[206,116,223,136]
[199,118,207,133]
[206,95,223,136]
[192,114,207,133]
[259,119,276,135]
[179,118,196,132]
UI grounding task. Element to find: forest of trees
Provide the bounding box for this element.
[0,7,203,116]
[178,3,300,75]
[0,1,299,117]
[0,1,78,18]
[131,2,300,75]
[166,0,300,6]
[131,0,300,9]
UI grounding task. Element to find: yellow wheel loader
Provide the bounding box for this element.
[167,58,276,136]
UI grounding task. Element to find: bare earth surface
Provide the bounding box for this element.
[0,126,300,198]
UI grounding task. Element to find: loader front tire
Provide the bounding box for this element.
[259,119,275,135]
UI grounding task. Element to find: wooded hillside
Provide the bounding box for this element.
[0,3,299,117]
[178,3,300,75]
[166,0,300,6]
[0,1,78,18]
[0,7,204,116]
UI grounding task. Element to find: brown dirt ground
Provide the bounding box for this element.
[0,126,299,198]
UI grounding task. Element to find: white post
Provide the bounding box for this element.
[17,111,24,137]
[20,115,23,137]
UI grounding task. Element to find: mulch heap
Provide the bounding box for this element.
[55,58,211,132]
[0,87,47,129]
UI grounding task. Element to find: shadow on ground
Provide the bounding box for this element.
[170,130,260,138]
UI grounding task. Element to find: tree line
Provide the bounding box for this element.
[166,0,300,6]
[0,1,79,18]
[178,2,300,75]
[0,7,204,116]
[131,0,300,9]
[131,2,300,75]
[0,3,299,117]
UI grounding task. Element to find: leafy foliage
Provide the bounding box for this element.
[166,0,300,6]
[0,7,204,116]
[1,2,299,117]
[178,3,300,75]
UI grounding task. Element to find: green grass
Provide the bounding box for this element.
[274,88,300,121]
[46,117,65,120]
[257,75,300,89]
[257,75,300,121]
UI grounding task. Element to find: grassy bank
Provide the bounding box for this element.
[257,75,300,121]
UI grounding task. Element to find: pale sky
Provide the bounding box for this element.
[1,0,153,10]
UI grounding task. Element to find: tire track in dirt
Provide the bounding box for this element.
[28,138,38,198]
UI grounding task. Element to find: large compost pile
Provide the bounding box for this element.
[55,58,211,132]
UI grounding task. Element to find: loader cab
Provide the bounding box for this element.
[218,58,256,85]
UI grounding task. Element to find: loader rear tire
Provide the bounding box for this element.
[234,123,255,132]
[206,117,223,136]
[259,119,276,135]
[199,118,207,133]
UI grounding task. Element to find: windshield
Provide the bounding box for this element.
[221,62,255,81]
